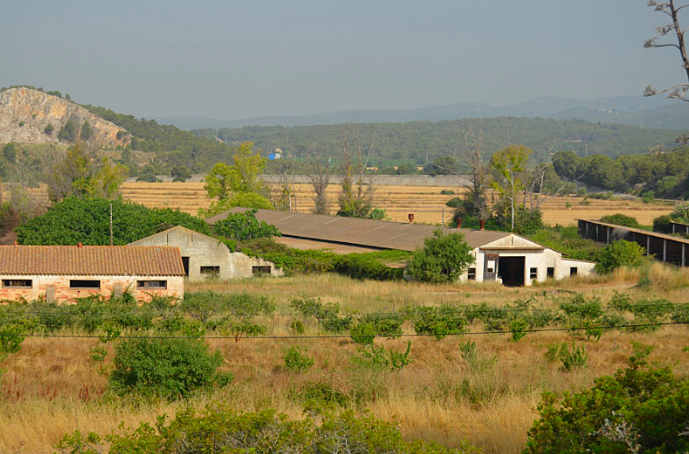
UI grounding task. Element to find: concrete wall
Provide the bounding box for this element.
[129,227,283,281]
[458,234,595,285]
[0,274,184,303]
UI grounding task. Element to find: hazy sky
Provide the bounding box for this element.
[1,0,685,120]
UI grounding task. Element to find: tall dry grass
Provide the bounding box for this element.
[1,274,688,453]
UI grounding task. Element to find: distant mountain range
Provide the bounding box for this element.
[155,95,689,131]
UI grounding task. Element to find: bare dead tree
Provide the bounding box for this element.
[271,159,297,211]
[522,144,585,212]
[458,119,489,219]
[337,126,377,218]
[305,138,331,214]
[644,0,689,101]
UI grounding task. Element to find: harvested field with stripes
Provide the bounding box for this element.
[120,181,675,226]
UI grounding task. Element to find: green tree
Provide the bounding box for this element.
[407,229,475,283]
[44,123,54,135]
[57,120,77,143]
[214,208,281,241]
[16,197,212,245]
[2,143,16,163]
[79,120,93,141]
[595,240,647,273]
[490,145,531,231]
[202,141,271,216]
[171,165,192,182]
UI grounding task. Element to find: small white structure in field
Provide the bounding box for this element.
[459,232,595,286]
[128,226,283,281]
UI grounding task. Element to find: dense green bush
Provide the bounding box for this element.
[214,208,281,241]
[333,253,404,281]
[528,225,602,261]
[290,297,353,333]
[16,197,211,245]
[76,407,480,453]
[524,353,689,454]
[412,305,468,340]
[407,229,475,283]
[283,346,314,373]
[109,337,231,399]
[595,240,647,273]
[600,213,643,229]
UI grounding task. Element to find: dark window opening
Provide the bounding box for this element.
[486,268,494,273]
[252,266,272,275]
[70,280,100,289]
[3,279,32,288]
[529,267,538,279]
[137,280,167,289]
[181,257,190,276]
[570,267,578,277]
[467,268,476,280]
[546,267,555,278]
[200,266,220,275]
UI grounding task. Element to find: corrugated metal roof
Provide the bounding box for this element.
[0,245,185,276]
[206,209,510,252]
[579,219,689,245]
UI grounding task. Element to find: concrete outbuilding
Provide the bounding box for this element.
[128,226,283,281]
[207,209,595,286]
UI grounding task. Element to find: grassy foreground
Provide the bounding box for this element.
[1,265,688,454]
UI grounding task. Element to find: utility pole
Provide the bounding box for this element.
[110,203,114,246]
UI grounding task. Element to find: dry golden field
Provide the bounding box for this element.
[120,181,675,226]
[1,266,688,454]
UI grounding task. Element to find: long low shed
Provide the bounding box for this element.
[207,209,595,286]
[578,219,689,266]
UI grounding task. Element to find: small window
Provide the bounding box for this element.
[529,267,538,279]
[547,267,554,278]
[467,268,476,280]
[486,268,494,274]
[70,280,100,289]
[2,279,32,288]
[570,267,578,277]
[252,266,272,275]
[137,280,167,289]
[200,266,220,275]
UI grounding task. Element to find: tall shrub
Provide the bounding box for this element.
[407,229,475,283]
[109,338,231,399]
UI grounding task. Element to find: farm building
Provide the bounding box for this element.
[668,221,689,235]
[207,209,595,286]
[578,219,689,267]
[0,245,185,303]
[128,226,283,280]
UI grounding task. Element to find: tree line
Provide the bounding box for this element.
[553,147,689,198]
[194,117,679,168]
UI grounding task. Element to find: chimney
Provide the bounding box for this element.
[479,219,485,230]
[456,217,462,229]
[77,242,83,248]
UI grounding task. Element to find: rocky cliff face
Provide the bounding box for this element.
[0,87,128,147]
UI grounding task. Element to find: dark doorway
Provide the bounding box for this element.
[498,256,525,287]
[181,257,190,276]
